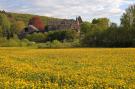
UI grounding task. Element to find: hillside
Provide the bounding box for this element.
[0,11,62,25]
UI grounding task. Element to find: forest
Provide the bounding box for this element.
[0,4,135,48]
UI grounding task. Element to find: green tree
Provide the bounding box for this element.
[47,30,77,42]
[120,4,135,46]
[80,22,91,34]
[80,18,110,47]
[11,21,25,34]
[121,4,135,30]
[25,33,47,42]
[0,26,2,37]
[92,18,110,31]
[0,13,11,39]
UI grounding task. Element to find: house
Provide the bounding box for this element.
[47,16,83,32]
[18,25,40,39]
[19,16,83,39]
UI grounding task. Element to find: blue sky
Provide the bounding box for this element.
[0,0,135,24]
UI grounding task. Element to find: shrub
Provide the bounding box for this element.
[51,40,63,48]
[0,37,35,47]
[25,33,47,42]
[71,39,80,47]
[37,40,73,48]
[38,42,51,48]
[47,30,78,42]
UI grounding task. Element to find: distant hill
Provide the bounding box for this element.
[0,10,82,34]
[0,10,62,25]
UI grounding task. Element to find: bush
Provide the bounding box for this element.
[0,38,20,47]
[25,33,47,42]
[71,39,80,47]
[47,30,78,42]
[0,37,36,47]
[51,40,63,48]
[37,39,81,48]
[37,40,73,48]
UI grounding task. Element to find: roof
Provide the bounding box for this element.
[28,25,39,31]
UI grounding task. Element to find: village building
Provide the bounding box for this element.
[19,16,83,39]
[47,16,83,32]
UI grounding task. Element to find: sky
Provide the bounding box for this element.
[0,0,135,24]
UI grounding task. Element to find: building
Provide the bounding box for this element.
[18,25,41,39]
[19,16,83,39]
[47,16,83,32]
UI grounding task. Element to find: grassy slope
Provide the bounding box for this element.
[0,48,135,88]
[7,12,62,25]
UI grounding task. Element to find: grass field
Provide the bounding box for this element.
[0,48,135,89]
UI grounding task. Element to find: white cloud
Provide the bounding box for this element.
[23,0,134,17]
[0,0,135,23]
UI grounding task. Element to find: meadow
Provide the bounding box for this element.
[0,48,135,89]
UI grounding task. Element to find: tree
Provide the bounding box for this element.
[92,18,110,31]
[121,4,135,30]
[47,30,77,42]
[29,16,45,32]
[120,4,135,47]
[25,33,47,42]
[0,26,2,37]
[110,22,117,29]
[11,21,25,34]
[0,13,11,39]
[80,22,91,34]
[80,19,109,47]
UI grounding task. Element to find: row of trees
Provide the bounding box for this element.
[25,30,78,43]
[0,13,26,39]
[0,14,11,39]
[0,12,77,43]
[80,4,135,47]
[1,4,135,47]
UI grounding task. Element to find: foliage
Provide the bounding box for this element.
[29,16,45,31]
[25,33,47,42]
[37,40,72,48]
[0,13,11,31]
[0,37,35,47]
[121,4,135,30]
[47,30,78,42]
[0,13,11,39]
[92,18,110,31]
[80,10,135,47]
[70,39,80,47]
[24,30,78,43]
[80,18,110,47]
[11,21,25,34]
[8,12,60,25]
[1,4,135,47]
[80,22,134,47]
[80,22,91,35]
[37,39,80,48]
[0,26,2,37]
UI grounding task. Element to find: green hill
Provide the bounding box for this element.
[0,11,62,25]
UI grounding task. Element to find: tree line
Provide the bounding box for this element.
[0,4,135,47]
[80,4,135,47]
